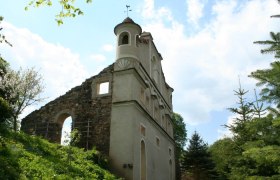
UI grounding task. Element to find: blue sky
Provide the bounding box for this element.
[0,0,279,145]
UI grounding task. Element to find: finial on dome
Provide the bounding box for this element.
[125,5,132,17]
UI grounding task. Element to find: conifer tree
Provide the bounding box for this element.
[250,61,280,108]
[182,131,216,180]
[226,80,254,142]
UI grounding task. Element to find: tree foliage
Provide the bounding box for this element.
[0,19,44,131]
[226,81,254,141]
[209,138,237,180]
[172,113,187,153]
[0,19,13,132]
[210,26,280,178]
[0,16,12,47]
[171,113,187,180]
[250,61,280,108]
[25,0,93,25]
[182,131,216,180]
[211,104,280,179]
[254,32,280,59]
[0,67,44,131]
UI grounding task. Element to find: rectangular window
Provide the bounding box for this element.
[98,82,109,94]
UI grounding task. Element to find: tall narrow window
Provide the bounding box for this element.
[141,141,146,180]
[118,32,129,45]
[169,160,172,180]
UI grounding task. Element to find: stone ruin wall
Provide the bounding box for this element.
[21,64,114,155]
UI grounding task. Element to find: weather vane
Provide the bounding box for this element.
[125,5,132,17]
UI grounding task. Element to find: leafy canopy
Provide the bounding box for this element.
[25,0,93,25]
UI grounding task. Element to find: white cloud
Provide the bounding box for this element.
[141,0,173,21]
[0,22,89,110]
[141,0,279,125]
[89,54,106,62]
[186,0,205,26]
[102,44,114,52]
[141,0,155,19]
[217,115,235,139]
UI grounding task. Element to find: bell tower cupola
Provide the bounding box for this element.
[114,17,142,62]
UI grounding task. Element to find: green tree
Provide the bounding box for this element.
[229,115,280,179]
[252,29,280,108]
[212,83,280,179]
[250,61,280,108]
[182,131,216,180]
[171,113,187,180]
[171,113,187,155]
[25,0,92,25]
[226,81,254,142]
[210,10,280,179]
[254,32,280,59]
[209,138,237,180]
[0,97,12,132]
[0,67,44,131]
[0,19,13,132]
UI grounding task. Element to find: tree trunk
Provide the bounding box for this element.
[13,116,17,131]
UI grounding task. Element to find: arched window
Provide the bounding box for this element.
[118,32,129,46]
[61,116,72,145]
[169,160,172,180]
[141,140,146,180]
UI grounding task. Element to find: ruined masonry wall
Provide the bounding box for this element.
[21,64,114,155]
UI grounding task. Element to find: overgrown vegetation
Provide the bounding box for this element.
[0,130,120,179]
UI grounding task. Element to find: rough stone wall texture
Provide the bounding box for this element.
[21,64,114,155]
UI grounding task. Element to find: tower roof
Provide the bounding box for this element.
[114,17,142,35]
[122,17,135,23]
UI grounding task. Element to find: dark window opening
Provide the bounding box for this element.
[122,35,129,44]
[119,32,129,46]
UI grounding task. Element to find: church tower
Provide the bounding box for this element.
[109,17,175,180]
[114,17,142,62]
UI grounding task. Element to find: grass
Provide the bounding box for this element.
[0,130,121,180]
